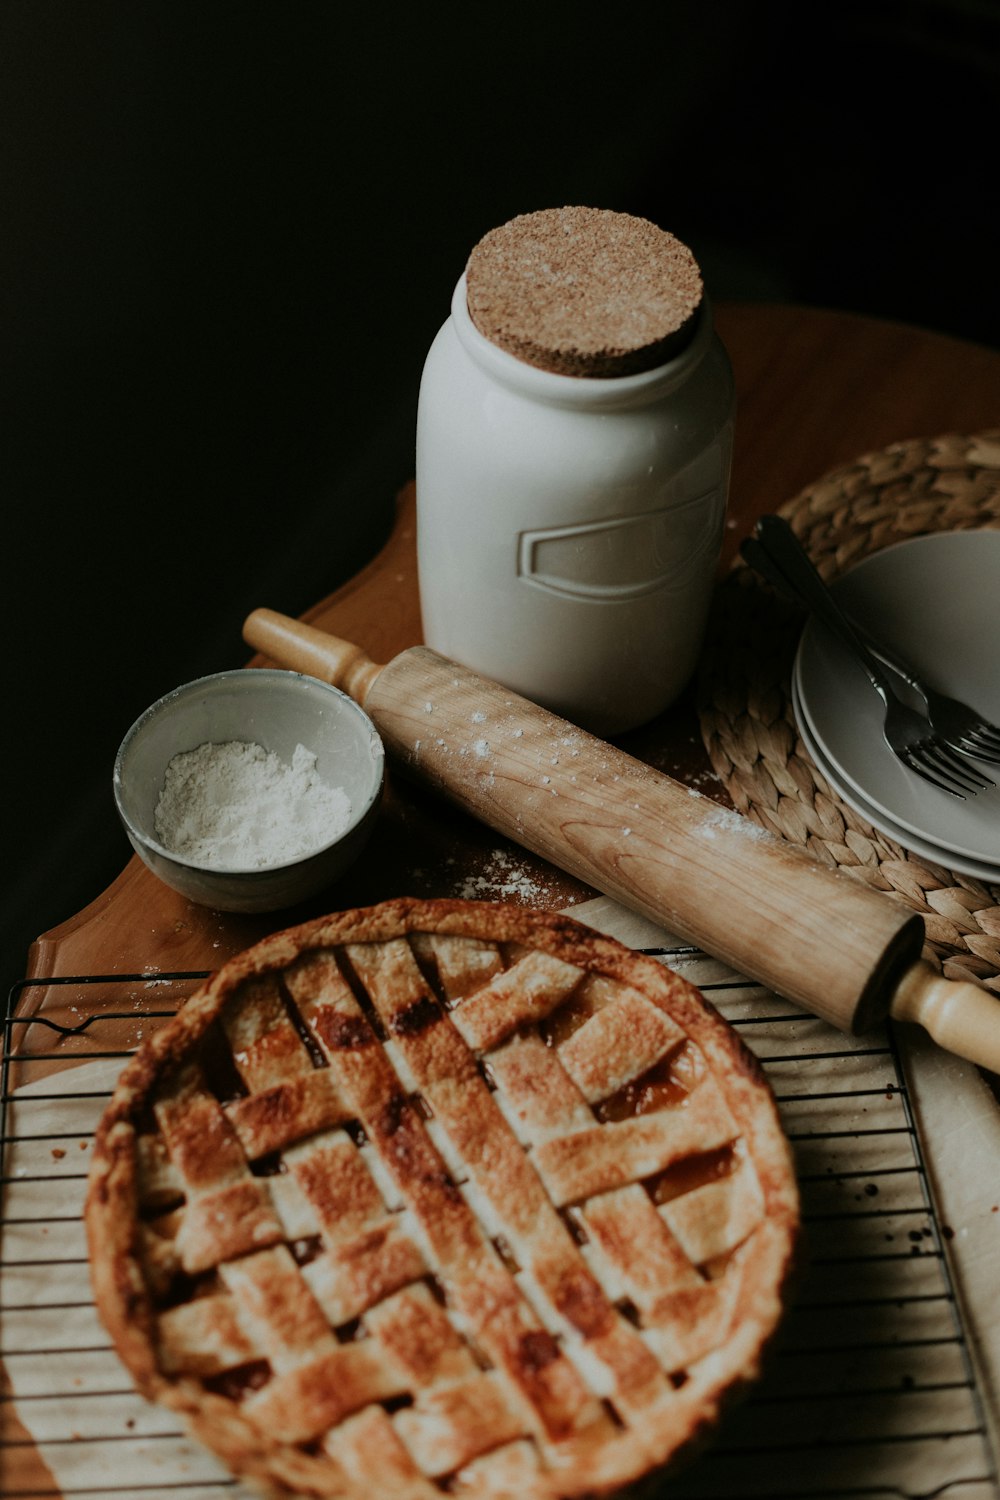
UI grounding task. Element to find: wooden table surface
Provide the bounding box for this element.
[10,301,1000,1500]
[24,300,1000,991]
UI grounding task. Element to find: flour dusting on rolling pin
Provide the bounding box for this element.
[416,205,735,736]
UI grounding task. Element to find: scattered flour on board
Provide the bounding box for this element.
[154,740,353,869]
[455,849,561,905]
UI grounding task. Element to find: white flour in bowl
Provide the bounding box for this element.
[154,740,352,869]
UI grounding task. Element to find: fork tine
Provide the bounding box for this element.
[900,753,969,798]
[920,742,995,791]
[952,735,1000,766]
[926,740,995,787]
[958,726,1000,752]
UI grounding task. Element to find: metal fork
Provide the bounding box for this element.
[745,517,1000,765]
[851,625,1000,765]
[741,517,995,799]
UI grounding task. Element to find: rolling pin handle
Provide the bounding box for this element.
[890,960,1000,1075]
[243,608,384,707]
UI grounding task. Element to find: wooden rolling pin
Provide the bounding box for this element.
[244,607,1000,1073]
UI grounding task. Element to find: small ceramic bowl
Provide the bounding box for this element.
[113,669,384,913]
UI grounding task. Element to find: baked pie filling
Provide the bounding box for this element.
[86,898,799,1498]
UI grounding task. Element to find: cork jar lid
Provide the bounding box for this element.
[464,206,704,379]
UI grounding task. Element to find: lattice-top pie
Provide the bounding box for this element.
[86,898,799,1498]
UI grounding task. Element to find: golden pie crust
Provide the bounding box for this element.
[85,898,799,1498]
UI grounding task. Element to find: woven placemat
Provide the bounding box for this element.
[697,430,1000,993]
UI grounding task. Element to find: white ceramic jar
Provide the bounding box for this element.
[415,272,734,736]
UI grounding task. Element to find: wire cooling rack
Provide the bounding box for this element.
[1,949,998,1500]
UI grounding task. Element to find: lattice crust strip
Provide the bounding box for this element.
[85,898,799,1500]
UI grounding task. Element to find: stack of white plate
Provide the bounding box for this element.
[792,530,1000,881]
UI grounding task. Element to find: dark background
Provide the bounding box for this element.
[3,0,999,986]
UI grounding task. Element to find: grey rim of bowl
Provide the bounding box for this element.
[113,669,385,876]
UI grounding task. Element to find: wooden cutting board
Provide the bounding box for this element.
[26,304,1000,990]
